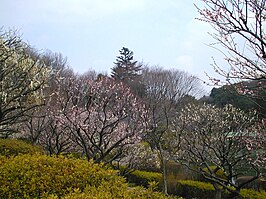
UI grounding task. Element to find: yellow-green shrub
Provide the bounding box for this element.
[0,154,124,198]
[240,189,266,199]
[177,180,214,198]
[176,180,229,199]
[176,180,266,199]
[0,138,44,156]
[48,182,175,199]
[126,169,162,188]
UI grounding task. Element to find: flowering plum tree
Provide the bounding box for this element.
[19,51,79,154]
[114,142,161,175]
[23,108,75,155]
[0,30,50,137]
[197,0,266,115]
[173,103,265,198]
[197,0,266,84]
[58,78,150,163]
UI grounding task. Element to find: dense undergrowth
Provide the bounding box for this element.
[176,180,266,199]
[0,139,174,199]
[1,138,265,199]
[0,138,44,156]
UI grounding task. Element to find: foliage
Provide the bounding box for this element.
[111,47,144,96]
[207,82,266,118]
[176,180,217,199]
[48,182,174,199]
[126,169,163,189]
[0,30,50,137]
[209,86,256,111]
[240,189,266,199]
[0,138,44,156]
[176,180,266,199]
[111,47,142,82]
[0,152,174,199]
[0,154,124,198]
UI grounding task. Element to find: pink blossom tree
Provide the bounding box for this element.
[197,0,266,111]
[58,78,150,164]
[20,64,79,154]
[197,0,265,84]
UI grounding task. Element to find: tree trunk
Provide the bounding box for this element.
[162,157,168,195]
[213,184,222,199]
[214,189,222,199]
[158,143,168,195]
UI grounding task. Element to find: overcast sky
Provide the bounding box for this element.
[0,0,225,93]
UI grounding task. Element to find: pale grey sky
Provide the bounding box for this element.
[0,0,225,92]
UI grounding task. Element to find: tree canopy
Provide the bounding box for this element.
[111,47,142,83]
[0,31,50,137]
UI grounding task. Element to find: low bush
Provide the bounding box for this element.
[0,138,44,156]
[176,180,266,199]
[0,154,124,198]
[240,189,266,199]
[176,180,220,199]
[126,169,163,189]
[48,182,175,199]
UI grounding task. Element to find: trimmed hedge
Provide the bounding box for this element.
[240,189,266,199]
[176,180,266,199]
[0,138,44,156]
[176,180,220,199]
[0,154,124,198]
[126,169,163,188]
[48,183,174,199]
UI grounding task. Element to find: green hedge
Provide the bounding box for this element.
[176,180,266,199]
[48,183,174,199]
[0,154,124,198]
[0,138,44,156]
[176,180,220,199]
[0,153,176,199]
[240,189,266,199]
[126,169,163,188]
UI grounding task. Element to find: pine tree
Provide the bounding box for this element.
[111,47,142,83]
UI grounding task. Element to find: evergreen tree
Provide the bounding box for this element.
[204,80,266,118]
[111,47,142,83]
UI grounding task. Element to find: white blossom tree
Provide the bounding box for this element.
[0,30,50,137]
[19,50,79,154]
[173,103,265,199]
